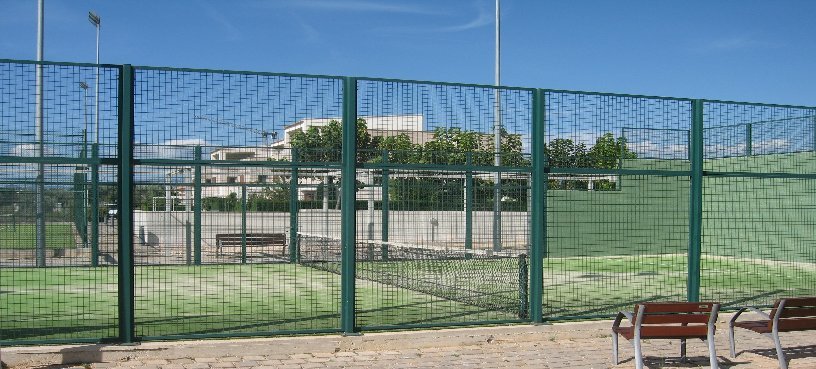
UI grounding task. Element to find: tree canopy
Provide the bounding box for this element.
[288,118,635,169]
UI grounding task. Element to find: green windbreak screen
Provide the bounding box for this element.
[131,67,343,338]
[543,91,692,318]
[0,61,120,343]
[701,102,816,307]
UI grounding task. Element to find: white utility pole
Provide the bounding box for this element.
[35,0,46,267]
[88,12,101,145]
[492,0,502,252]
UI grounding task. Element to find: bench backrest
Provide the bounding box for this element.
[216,233,286,245]
[635,302,718,325]
[770,297,816,331]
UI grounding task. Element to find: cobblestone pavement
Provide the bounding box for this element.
[4,319,816,369]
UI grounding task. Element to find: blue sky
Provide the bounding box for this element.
[1,0,814,106]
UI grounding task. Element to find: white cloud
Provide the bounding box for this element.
[285,0,438,15]
[8,144,55,157]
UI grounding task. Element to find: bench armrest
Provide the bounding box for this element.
[613,311,635,329]
[729,306,771,326]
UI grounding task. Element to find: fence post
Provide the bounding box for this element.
[185,220,192,265]
[381,150,389,261]
[91,143,99,267]
[289,148,299,263]
[529,88,546,323]
[465,152,473,259]
[746,122,753,156]
[341,77,358,334]
[117,64,136,344]
[241,184,247,264]
[688,99,704,302]
[193,145,202,265]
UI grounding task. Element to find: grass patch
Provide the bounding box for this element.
[0,223,76,249]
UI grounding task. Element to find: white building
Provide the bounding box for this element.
[202,115,426,200]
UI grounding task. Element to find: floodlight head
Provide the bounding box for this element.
[88,11,101,26]
[79,81,89,90]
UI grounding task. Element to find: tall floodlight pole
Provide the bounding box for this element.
[35,0,46,267]
[80,82,90,248]
[88,11,101,145]
[492,0,502,252]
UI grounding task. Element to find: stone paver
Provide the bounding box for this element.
[3,318,816,369]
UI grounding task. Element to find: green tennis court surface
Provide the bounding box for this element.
[2,253,814,342]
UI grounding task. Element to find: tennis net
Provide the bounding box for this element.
[297,232,529,317]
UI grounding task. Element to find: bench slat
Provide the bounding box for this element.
[778,307,816,319]
[780,297,816,307]
[640,314,710,325]
[777,318,816,331]
[638,302,716,313]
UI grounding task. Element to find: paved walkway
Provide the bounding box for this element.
[4,318,816,369]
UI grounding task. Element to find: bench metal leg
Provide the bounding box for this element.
[772,332,788,369]
[707,336,719,369]
[728,323,737,358]
[611,332,619,365]
[633,338,644,369]
[680,338,687,361]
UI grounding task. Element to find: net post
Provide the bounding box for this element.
[529,88,546,323]
[193,145,202,265]
[289,148,300,263]
[518,253,529,319]
[688,99,704,303]
[117,64,136,344]
[381,149,389,261]
[91,143,99,267]
[465,152,473,260]
[185,220,192,265]
[241,184,247,264]
[341,76,358,335]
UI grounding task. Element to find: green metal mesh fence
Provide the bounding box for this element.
[543,91,692,318]
[1,59,815,345]
[130,67,343,338]
[0,61,120,343]
[701,102,816,308]
[351,79,532,327]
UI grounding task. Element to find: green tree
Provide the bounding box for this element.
[373,133,420,164]
[289,118,378,163]
[588,133,637,169]
[545,138,589,168]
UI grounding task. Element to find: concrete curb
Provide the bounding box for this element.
[2,321,608,367]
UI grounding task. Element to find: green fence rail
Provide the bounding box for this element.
[1,59,815,345]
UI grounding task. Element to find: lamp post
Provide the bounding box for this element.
[492,0,502,252]
[88,11,100,145]
[35,0,46,267]
[88,11,101,264]
[79,82,90,248]
[79,82,89,157]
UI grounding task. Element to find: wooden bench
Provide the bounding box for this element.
[728,296,816,369]
[612,302,721,369]
[215,233,287,256]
